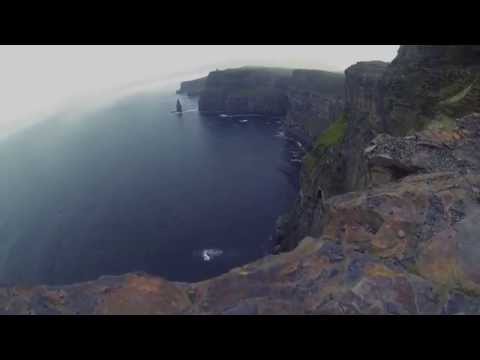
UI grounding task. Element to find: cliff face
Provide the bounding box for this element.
[274,113,348,252]
[276,46,480,253]
[274,62,387,251]
[195,67,345,147]
[176,77,207,97]
[198,67,292,116]
[284,69,345,146]
[343,61,389,191]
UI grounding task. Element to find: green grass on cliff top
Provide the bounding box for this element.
[303,113,348,175]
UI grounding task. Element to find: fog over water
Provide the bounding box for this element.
[0,45,399,137]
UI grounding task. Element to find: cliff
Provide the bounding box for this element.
[198,67,292,116]
[2,46,480,314]
[343,61,389,191]
[195,67,345,146]
[176,77,207,97]
[284,69,345,146]
[342,46,480,192]
[274,62,387,252]
[277,46,480,253]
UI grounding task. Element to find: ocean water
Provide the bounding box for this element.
[0,90,300,286]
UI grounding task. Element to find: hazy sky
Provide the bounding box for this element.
[0,45,399,137]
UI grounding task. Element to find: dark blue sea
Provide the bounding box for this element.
[0,89,300,286]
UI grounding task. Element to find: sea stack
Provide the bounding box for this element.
[176,99,183,113]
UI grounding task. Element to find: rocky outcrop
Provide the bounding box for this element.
[342,47,480,192]
[198,67,292,116]
[176,77,207,97]
[277,46,480,253]
[338,46,480,194]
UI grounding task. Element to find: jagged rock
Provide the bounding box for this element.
[365,114,480,186]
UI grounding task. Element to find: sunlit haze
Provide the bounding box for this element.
[0,45,399,137]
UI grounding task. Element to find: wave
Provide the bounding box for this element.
[219,113,263,118]
[199,248,224,262]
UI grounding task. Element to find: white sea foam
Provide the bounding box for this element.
[201,249,223,262]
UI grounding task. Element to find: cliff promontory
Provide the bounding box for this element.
[198,66,292,116]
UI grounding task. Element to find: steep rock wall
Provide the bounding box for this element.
[343,61,389,191]
[195,67,345,147]
[198,67,292,116]
[276,46,480,252]
[284,69,345,146]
